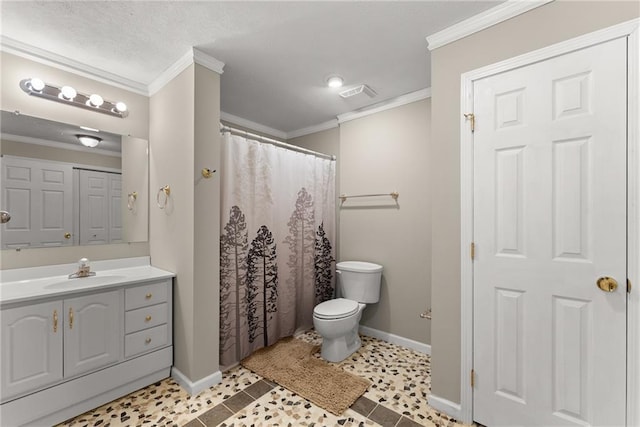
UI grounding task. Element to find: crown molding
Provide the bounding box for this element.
[193,48,225,75]
[2,133,122,158]
[286,119,338,140]
[148,48,225,96]
[337,88,431,124]
[147,49,194,96]
[425,0,554,51]
[0,36,148,96]
[220,112,288,140]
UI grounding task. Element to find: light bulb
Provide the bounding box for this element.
[327,76,344,88]
[29,78,45,92]
[88,94,104,107]
[59,86,77,100]
[115,102,127,112]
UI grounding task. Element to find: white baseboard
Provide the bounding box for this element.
[358,325,431,355]
[171,367,222,396]
[428,394,463,421]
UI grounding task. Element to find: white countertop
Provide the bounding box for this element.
[0,257,175,306]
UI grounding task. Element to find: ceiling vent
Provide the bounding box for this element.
[339,84,377,99]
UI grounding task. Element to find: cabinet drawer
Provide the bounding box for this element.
[125,303,168,334]
[125,281,168,310]
[125,324,168,358]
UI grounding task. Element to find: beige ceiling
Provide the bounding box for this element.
[0,1,502,134]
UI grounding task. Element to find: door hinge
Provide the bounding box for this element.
[471,242,475,260]
[471,369,475,388]
[464,113,475,132]
[628,279,632,294]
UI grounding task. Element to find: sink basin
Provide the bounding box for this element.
[44,275,128,289]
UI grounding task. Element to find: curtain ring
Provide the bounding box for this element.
[157,185,170,209]
[127,192,137,211]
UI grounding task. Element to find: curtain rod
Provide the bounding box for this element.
[220,124,336,161]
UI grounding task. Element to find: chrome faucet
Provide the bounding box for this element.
[68,258,96,279]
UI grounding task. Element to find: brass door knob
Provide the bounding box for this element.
[597,276,618,292]
[64,232,71,239]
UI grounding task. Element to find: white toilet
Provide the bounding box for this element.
[312,261,383,362]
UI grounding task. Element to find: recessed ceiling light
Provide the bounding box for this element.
[326,76,344,88]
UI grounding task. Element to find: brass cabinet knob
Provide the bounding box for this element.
[64,232,71,239]
[145,293,152,299]
[597,276,618,292]
[145,338,151,344]
[145,315,152,322]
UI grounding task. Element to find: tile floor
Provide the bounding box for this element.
[59,331,465,427]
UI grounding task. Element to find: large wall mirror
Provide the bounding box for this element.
[0,110,148,249]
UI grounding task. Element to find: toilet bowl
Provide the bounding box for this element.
[313,261,382,362]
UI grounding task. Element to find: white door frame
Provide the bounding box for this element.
[459,18,640,425]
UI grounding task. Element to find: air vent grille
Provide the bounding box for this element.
[339,84,377,99]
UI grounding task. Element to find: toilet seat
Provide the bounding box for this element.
[313,298,359,320]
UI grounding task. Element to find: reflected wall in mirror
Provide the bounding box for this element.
[0,110,148,249]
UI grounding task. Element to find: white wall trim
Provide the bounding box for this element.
[0,36,149,96]
[2,133,122,158]
[459,18,639,426]
[220,111,289,140]
[627,22,640,427]
[193,48,225,75]
[286,119,338,140]
[147,50,195,97]
[358,325,431,355]
[171,367,222,396]
[427,394,462,421]
[425,0,553,51]
[337,88,431,124]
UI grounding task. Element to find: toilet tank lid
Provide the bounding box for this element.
[336,261,383,273]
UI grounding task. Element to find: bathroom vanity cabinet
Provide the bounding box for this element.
[0,260,174,427]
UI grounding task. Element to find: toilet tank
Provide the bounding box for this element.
[336,261,383,304]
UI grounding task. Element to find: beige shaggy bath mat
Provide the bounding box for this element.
[241,337,370,415]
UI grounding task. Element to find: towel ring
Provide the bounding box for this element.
[127,192,138,211]
[157,185,170,209]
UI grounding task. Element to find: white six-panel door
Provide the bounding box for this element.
[473,37,627,426]
[1,157,73,248]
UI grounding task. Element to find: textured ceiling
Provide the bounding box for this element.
[1,1,502,133]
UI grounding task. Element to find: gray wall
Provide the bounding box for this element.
[340,99,431,344]
[149,64,221,383]
[290,99,432,345]
[429,1,640,404]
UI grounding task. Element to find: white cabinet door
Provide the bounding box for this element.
[473,38,626,426]
[0,301,63,401]
[63,291,120,378]
[1,157,73,249]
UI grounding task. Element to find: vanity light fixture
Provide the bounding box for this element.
[20,78,129,118]
[76,134,102,148]
[59,85,77,101]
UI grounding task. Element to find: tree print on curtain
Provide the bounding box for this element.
[220,132,336,365]
[314,222,335,304]
[246,225,278,347]
[219,206,249,366]
[284,187,317,328]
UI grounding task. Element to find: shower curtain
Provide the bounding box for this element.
[219,132,336,367]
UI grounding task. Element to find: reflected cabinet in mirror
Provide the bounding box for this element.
[0,111,148,249]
